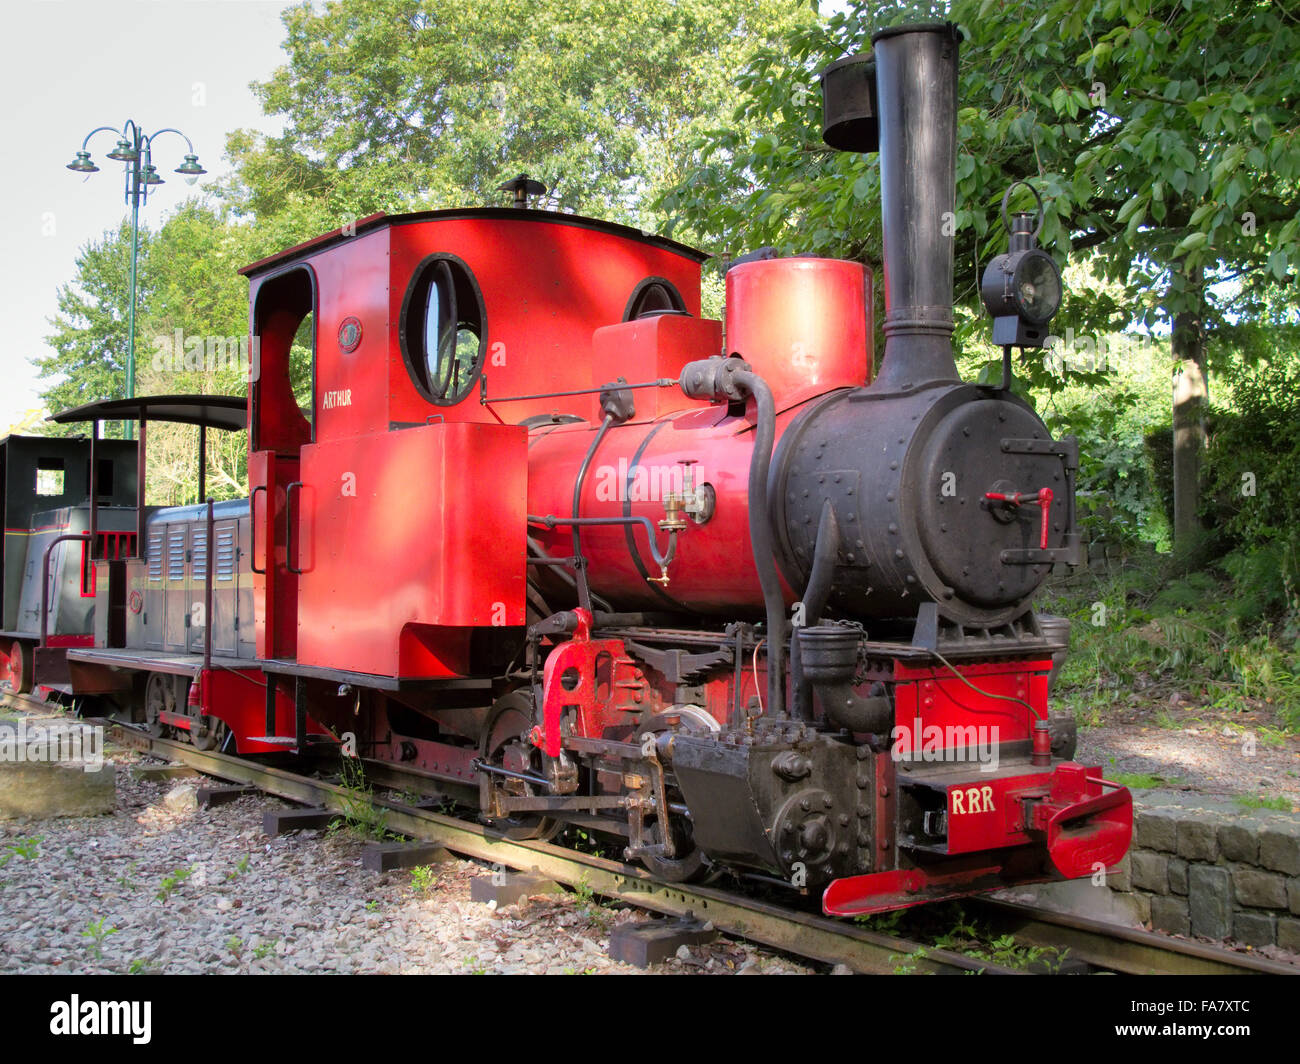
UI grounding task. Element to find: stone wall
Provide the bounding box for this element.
[1108,789,1300,952]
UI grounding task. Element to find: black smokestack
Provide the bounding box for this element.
[822,22,962,393]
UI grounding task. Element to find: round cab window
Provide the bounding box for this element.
[400,255,486,405]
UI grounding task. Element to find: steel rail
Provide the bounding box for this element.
[970,897,1297,976]
[102,722,1019,975]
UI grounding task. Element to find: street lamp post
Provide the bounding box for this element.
[67,121,205,440]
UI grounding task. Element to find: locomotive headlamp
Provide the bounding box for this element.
[980,182,1061,347]
[983,242,1060,325]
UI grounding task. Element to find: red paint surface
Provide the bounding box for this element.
[295,421,527,677]
[725,257,872,409]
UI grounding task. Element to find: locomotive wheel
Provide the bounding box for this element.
[189,716,228,752]
[180,678,227,752]
[638,808,707,883]
[2,640,34,695]
[143,672,172,738]
[479,691,560,842]
[634,706,717,884]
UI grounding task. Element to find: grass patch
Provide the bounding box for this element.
[1110,772,1177,790]
[1235,795,1293,811]
[1041,565,1300,730]
[335,755,397,841]
[863,903,1071,974]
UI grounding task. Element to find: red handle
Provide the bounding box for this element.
[984,487,1054,549]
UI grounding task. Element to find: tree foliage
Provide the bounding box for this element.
[38,220,156,438]
[221,0,816,249]
[40,202,253,501]
[659,0,1299,364]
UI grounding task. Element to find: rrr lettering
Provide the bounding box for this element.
[950,785,994,814]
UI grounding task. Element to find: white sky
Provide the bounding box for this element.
[0,0,300,434]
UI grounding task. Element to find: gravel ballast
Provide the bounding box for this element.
[0,747,815,976]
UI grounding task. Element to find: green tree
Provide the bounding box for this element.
[39,220,156,438]
[661,0,1299,548]
[1034,0,1300,551]
[133,202,255,503]
[221,0,816,251]
[38,202,252,501]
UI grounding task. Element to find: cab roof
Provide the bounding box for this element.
[238,207,709,278]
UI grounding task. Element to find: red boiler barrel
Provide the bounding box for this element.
[527,255,872,613]
[526,406,799,613]
[527,252,873,608]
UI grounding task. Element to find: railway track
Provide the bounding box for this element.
[67,711,1288,977]
[972,898,1297,976]
[101,721,1019,975]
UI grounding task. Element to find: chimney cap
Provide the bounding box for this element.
[870,20,963,46]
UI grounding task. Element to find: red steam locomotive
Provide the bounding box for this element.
[8,21,1131,915]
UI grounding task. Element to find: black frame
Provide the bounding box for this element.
[398,252,488,407]
[622,276,687,322]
